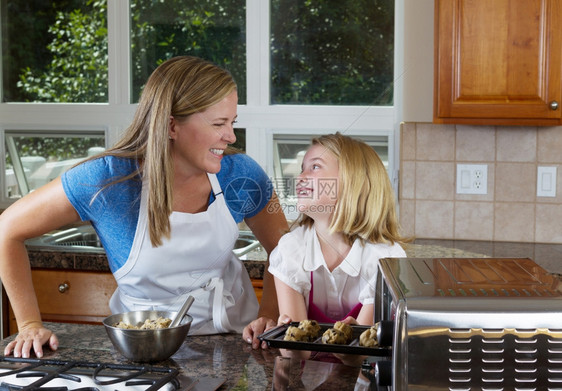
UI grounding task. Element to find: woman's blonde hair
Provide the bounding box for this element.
[298,132,408,246]
[93,56,237,246]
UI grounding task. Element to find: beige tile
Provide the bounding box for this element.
[494,202,535,242]
[401,122,416,160]
[415,200,454,239]
[416,123,455,161]
[455,163,495,202]
[400,161,416,199]
[537,126,562,163]
[496,126,537,162]
[415,161,455,200]
[398,199,415,238]
[454,201,494,240]
[455,125,495,161]
[495,163,536,202]
[536,204,562,243]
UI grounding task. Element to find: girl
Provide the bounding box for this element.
[269,132,408,325]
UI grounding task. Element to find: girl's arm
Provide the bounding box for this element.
[355,303,374,325]
[274,276,308,322]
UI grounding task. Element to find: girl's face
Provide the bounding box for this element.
[169,90,238,176]
[296,144,339,218]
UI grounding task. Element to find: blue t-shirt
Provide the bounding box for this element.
[61,153,272,272]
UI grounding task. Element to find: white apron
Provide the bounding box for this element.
[109,173,259,335]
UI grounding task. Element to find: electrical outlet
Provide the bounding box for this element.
[456,164,488,195]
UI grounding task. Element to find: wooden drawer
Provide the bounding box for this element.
[251,278,263,303]
[9,269,117,334]
[9,271,263,334]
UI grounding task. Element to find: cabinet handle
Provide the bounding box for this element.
[550,101,559,110]
[58,282,69,293]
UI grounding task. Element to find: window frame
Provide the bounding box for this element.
[0,0,404,209]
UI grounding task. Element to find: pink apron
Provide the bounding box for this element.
[307,271,362,323]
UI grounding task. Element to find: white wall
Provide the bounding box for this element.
[402,0,434,123]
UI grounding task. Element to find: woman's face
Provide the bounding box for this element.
[169,90,238,176]
[296,143,339,218]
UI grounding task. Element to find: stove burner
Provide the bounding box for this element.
[0,356,180,391]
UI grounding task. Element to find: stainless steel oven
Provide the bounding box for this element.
[370,257,562,391]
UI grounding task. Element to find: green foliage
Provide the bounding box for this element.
[7,0,393,107]
[270,0,394,105]
[16,0,108,103]
[129,0,246,103]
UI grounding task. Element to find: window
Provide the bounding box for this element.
[270,0,394,105]
[0,0,401,213]
[1,1,108,103]
[129,0,246,103]
[4,130,105,198]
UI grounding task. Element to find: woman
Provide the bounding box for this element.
[0,56,288,358]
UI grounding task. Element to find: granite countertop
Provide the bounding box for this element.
[24,240,491,275]
[0,322,370,390]
[26,239,562,278]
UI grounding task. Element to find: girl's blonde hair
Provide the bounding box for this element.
[92,56,237,246]
[298,132,408,246]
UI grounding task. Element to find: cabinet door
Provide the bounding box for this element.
[434,0,562,125]
[8,269,117,334]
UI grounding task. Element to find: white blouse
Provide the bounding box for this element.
[269,225,406,320]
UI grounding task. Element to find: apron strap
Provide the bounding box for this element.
[204,277,233,333]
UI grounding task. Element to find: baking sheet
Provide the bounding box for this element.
[258,322,392,356]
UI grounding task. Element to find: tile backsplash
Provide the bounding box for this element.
[399,122,562,244]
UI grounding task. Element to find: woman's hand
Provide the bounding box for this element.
[4,322,58,358]
[243,316,277,349]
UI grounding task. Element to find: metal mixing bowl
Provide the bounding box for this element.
[103,310,192,362]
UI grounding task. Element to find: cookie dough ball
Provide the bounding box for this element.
[359,325,379,347]
[299,320,321,339]
[333,321,353,342]
[284,325,310,341]
[321,328,348,344]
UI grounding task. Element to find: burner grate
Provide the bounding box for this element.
[0,356,179,391]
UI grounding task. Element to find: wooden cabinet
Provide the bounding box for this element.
[8,269,117,334]
[251,279,263,303]
[434,0,562,126]
[8,269,266,335]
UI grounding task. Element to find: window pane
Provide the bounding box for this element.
[1,1,108,103]
[5,132,105,199]
[270,0,394,105]
[232,128,246,152]
[130,0,246,104]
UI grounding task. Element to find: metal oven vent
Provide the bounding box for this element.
[436,287,561,297]
[448,328,562,390]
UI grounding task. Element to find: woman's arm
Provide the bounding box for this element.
[241,191,288,348]
[0,177,81,358]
